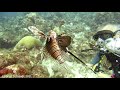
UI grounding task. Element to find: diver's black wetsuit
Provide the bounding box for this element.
[91,51,120,78]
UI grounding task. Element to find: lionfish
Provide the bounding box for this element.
[28,26,71,64]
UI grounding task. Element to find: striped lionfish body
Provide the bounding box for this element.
[45,31,64,64]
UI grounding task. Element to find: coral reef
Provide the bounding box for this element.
[0,49,49,78]
[0,12,118,78]
[31,65,49,78]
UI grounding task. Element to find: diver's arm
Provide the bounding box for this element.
[90,51,103,65]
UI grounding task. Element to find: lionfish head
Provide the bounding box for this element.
[49,30,57,38]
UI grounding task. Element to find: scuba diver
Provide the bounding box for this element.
[88,24,120,78]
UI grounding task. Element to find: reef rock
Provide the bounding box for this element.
[13,36,43,51]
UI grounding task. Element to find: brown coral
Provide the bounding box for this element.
[0,68,13,76]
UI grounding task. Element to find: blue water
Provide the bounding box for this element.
[0,12,96,17]
[0,12,25,17]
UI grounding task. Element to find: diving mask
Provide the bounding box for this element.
[96,38,105,47]
[94,33,113,41]
[96,38,108,53]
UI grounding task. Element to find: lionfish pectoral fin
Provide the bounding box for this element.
[28,26,46,38]
[57,35,71,47]
[38,31,46,38]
